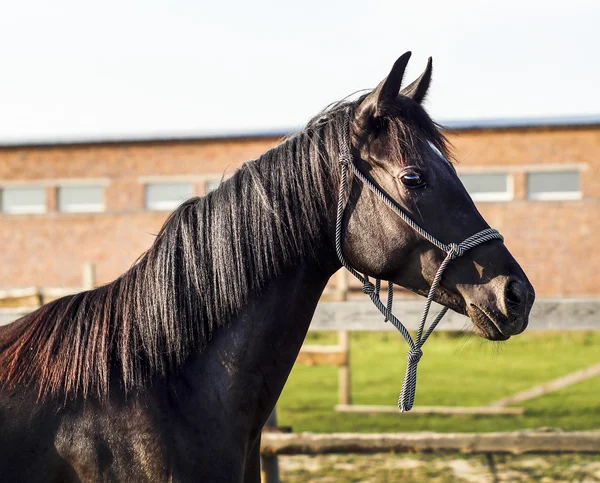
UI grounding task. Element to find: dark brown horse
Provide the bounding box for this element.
[0,52,534,482]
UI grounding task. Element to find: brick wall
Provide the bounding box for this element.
[0,138,280,288]
[0,126,598,297]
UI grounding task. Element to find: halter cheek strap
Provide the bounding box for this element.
[335,118,503,412]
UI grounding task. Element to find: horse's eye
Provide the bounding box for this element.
[400,172,425,188]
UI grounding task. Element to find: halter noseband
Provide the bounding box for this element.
[335,115,503,412]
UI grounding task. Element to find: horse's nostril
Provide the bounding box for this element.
[506,280,525,307]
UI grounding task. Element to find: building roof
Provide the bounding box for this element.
[441,114,600,131]
[0,115,599,148]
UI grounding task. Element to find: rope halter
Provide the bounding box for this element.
[334,114,504,412]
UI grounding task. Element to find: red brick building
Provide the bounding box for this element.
[0,118,598,298]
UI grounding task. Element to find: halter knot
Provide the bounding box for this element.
[362,281,376,295]
[406,347,423,364]
[339,154,351,166]
[447,243,464,260]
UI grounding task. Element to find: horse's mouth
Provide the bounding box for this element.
[429,286,511,341]
[467,305,510,341]
[406,284,511,341]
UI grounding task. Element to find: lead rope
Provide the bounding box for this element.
[334,115,504,412]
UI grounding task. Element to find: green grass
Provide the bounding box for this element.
[277,331,600,433]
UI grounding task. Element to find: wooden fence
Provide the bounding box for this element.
[261,431,600,455]
[268,297,600,481]
[295,298,600,414]
[0,262,96,310]
[260,431,600,483]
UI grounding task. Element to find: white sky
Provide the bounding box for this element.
[0,0,598,142]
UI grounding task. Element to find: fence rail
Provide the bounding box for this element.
[311,298,600,331]
[2,298,599,329]
[261,431,600,456]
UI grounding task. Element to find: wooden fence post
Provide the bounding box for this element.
[261,408,280,483]
[82,262,96,290]
[338,330,351,406]
[337,270,351,406]
[337,269,349,300]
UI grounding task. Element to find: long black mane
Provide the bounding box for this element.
[0,102,357,401]
[0,94,450,402]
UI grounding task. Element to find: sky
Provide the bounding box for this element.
[0,0,598,143]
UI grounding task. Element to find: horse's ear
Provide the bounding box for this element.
[355,52,412,130]
[400,57,433,104]
[374,52,412,115]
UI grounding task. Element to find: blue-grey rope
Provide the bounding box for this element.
[334,114,504,412]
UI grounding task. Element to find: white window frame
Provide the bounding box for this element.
[145,182,194,211]
[459,173,513,202]
[527,190,582,201]
[58,185,105,213]
[526,171,582,201]
[1,186,46,214]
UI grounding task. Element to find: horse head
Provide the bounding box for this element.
[339,52,534,341]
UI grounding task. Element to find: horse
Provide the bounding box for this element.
[0,52,534,482]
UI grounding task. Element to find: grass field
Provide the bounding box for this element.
[277,331,600,433]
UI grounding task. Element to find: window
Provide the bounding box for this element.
[1,186,46,214]
[527,171,581,200]
[145,183,193,211]
[458,173,512,201]
[206,179,221,193]
[58,185,104,212]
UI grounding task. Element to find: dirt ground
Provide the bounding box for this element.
[276,453,600,482]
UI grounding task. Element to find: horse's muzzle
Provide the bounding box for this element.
[465,275,535,341]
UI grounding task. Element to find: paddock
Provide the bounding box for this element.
[271,298,600,482]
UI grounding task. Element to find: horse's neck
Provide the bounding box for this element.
[175,257,336,434]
